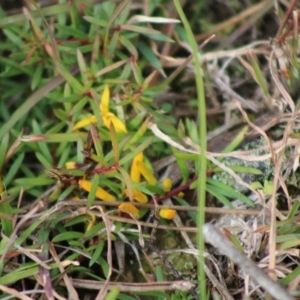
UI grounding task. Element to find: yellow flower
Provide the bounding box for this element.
[118,203,139,217]
[130,152,157,185]
[100,84,110,115]
[125,187,148,203]
[65,161,77,169]
[162,178,172,192]
[73,115,97,130]
[102,112,127,133]
[73,85,127,132]
[79,179,116,202]
[137,161,157,185]
[159,208,176,220]
[130,152,143,183]
[126,152,157,203]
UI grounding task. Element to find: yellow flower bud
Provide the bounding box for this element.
[65,162,77,169]
[79,180,116,202]
[125,188,148,203]
[159,208,176,220]
[73,115,97,130]
[71,196,80,201]
[131,152,143,183]
[118,203,139,217]
[103,113,127,133]
[100,84,110,115]
[138,161,157,185]
[162,178,172,192]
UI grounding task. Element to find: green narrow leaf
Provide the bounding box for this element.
[119,137,153,166]
[249,52,268,96]
[130,58,143,86]
[280,265,300,285]
[95,60,127,78]
[227,232,245,253]
[280,240,300,251]
[206,184,233,208]
[0,73,70,140]
[55,24,87,39]
[288,201,300,218]
[138,41,162,70]
[105,288,120,300]
[83,16,108,27]
[89,240,105,267]
[71,96,89,116]
[77,136,84,163]
[0,134,12,236]
[120,24,165,36]
[221,126,248,154]
[15,177,54,188]
[207,178,254,207]
[35,152,52,169]
[119,61,132,80]
[77,48,88,83]
[0,265,39,285]
[174,197,197,222]
[37,6,60,63]
[3,153,24,186]
[90,124,105,164]
[14,219,43,250]
[110,123,119,164]
[69,0,80,29]
[32,120,52,162]
[108,31,120,57]
[91,30,101,73]
[213,165,262,175]
[31,63,43,90]
[85,223,106,239]
[156,266,164,282]
[57,186,75,202]
[3,28,23,46]
[21,133,87,143]
[119,35,138,56]
[118,166,133,201]
[23,7,45,40]
[98,256,109,278]
[54,109,68,121]
[59,94,82,103]
[52,231,84,243]
[124,117,150,151]
[56,62,83,92]
[107,0,130,29]
[185,118,199,144]
[0,56,32,75]
[0,192,13,236]
[174,152,198,161]
[172,147,189,183]
[0,134,9,171]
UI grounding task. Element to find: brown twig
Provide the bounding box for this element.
[47,199,266,215]
[59,279,195,292]
[203,223,294,300]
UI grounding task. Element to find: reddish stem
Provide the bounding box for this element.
[152,176,198,204]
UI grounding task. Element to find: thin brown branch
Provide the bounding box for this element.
[60,279,195,292]
[203,224,294,300]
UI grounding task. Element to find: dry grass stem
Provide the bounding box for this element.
[203,224,294,300]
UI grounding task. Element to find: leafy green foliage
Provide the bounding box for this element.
[2,1,297,299]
